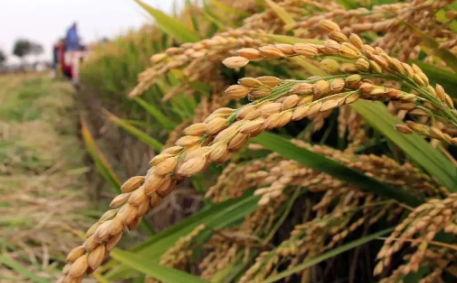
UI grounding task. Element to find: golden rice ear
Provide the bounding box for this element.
[222,56,249,68]
[120,176,144,193]
[108,217,124,236]
[109,193,130,208]
[239,77,262,88]
[154,156,177,175]
[259,45,285,58]
[128,186,148,206]
[116,204,138,225]
[330,79,345,93]
[293,43,318,57]
[178,156,207,176]
[319,19,341,33]
[225,85,250,99]
[313,80,330,99]
[259,102,282,117]
[66,246,86,263]
[69,255,89,277]
[257,76,280,87]
[281,95,300,110]
[291,83,314,95]
[88,245,106,270]
[236,48,261,60]
[106,233,122,252]
[184,123,207,136]
[156,177,176,197]
[206,117,228,136]
[209,142,228,162]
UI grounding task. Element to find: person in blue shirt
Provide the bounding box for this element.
[64,22,82,85]
[65,22,80,51]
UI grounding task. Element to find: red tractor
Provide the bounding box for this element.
[55,40,73,79]
[53,40,88,83]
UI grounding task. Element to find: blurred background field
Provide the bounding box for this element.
[0,73,94,282]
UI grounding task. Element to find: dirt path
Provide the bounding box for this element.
[0,73,95,283]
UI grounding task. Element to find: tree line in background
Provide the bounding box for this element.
[0,38,44,66]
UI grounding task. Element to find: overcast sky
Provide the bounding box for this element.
[0,0,175,64]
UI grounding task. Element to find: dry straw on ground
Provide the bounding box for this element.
[0,74,94,283]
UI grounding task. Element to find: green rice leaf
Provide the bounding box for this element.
[103,110,164,151]
[436,10,457,32]
[259,228,393,283]
[132,274,146,283]
[92,272,112,283]
[208,0,249,17]
[262,34,324,45]
[189,80,212,94]
[111,250,211,283]
[291,57,327,77]
[134,0,200,43]
[203,0,237,29]
[0,254,52,283]
[80,116,122,193]
[265,0,295,25]
[351,101,457,191]
[202,9,227,30]
[333,0,358,9]
[135,97,176,130]
[252,132,422,206]
[105,194,259,280]
[403,267,430,283]
[184,0,199,33]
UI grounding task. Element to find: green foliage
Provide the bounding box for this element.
[12,39,42,59]
[112,250,212,283]
[208,0,249,17]
[134,97,176,130]
[103,109,164,151]
[80,116,122,193]
[0,49,6,65]
[0,255,52,283]
[134,0,200,43]
[12,39,32,58]
[265,0,296,25]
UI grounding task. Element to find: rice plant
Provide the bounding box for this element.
[63,0,457,283]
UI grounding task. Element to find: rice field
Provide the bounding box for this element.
[5,1,457,283]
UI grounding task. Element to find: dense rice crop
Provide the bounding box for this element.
[60,1,457,283]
